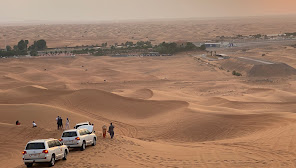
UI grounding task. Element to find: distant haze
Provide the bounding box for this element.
[0,0,296,23]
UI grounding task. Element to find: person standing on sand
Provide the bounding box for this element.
[56,116,59,130]
[60,117,63,130]
[108,123,114,139]
[102,125,107,138]
[65,118,70,130]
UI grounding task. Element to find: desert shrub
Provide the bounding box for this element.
[232,70,242,76]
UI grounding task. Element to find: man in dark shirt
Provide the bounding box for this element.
[60,117,63,129]
[108,123,115,139]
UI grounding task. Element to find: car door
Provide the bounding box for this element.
[84,129,92,145]
[79,129,87,144]
[54,140,63,159]
[48,141,58,159]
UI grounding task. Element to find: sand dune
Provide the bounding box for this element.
[1,54,296,167]
[124,88,154,99]
[1,18,296,167]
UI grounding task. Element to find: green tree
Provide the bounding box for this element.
[17,40,27,51]
[6,45,12,51]
[200,44,206,50]
[13,45,18,51]
[30,50,38,56]
[184,42,196,50]
[35,39,47,50]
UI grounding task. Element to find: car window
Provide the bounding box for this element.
[48,141,56,148]
[55,140,62,146]
[26,143,45,150]
[85,129,91,134]
[79,129,86,135]
[62,131,77,137]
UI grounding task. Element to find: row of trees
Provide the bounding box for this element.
[285,32,296,36]
[155,42,205,54]
[1,39,205,57]
[0,39,47,57]
[93,41,205,55]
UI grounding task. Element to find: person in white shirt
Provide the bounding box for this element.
[32,121,37,128]
[65,118,70,130]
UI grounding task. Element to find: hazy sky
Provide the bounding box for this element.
[0,0,296,22]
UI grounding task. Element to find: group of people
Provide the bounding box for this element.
[102,123,115,139]
[56,116,70,130]
[16,118,116,139]
[15,120,37,128]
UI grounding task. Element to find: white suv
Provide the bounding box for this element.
[22,139,69,167]
[60,126,97,151]
[74,121,92,129]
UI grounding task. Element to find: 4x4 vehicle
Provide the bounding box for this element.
[60,126,97,151]
[74,121,92,129]
[22,139,69,167]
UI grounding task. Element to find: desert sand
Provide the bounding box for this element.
[1,16,296,48]
[1,16,296,168]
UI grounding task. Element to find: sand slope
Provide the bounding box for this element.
[1,51,296,167]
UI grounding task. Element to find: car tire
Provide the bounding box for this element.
[26,163,33,167]
[92,138,96,146]
[49,155,55,167]
[63,150,67,160]
[80,141,86,151]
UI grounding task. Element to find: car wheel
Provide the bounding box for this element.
[80,141,86,151]
[92,138,96,146]
[49,155,55,167]
[26,163,33,167]
[63,150,67,160]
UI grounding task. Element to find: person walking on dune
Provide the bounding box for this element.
[108,123,114,139]
[65,118,70,130]
[102,125,107,138]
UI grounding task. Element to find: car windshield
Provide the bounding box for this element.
[26,143,45,150]
[62,131,77,137]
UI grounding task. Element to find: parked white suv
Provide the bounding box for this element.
[74,121,92,129]
[22,139,69,167]
[60,126,97,151]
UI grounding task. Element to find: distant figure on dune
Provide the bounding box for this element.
[32,121,37,128]
[56,116,59,130]
[108,123,115,139]
[16,120,20,125]
[59,117,63,130]
[65,118,70,130]
[102,125,107,138]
